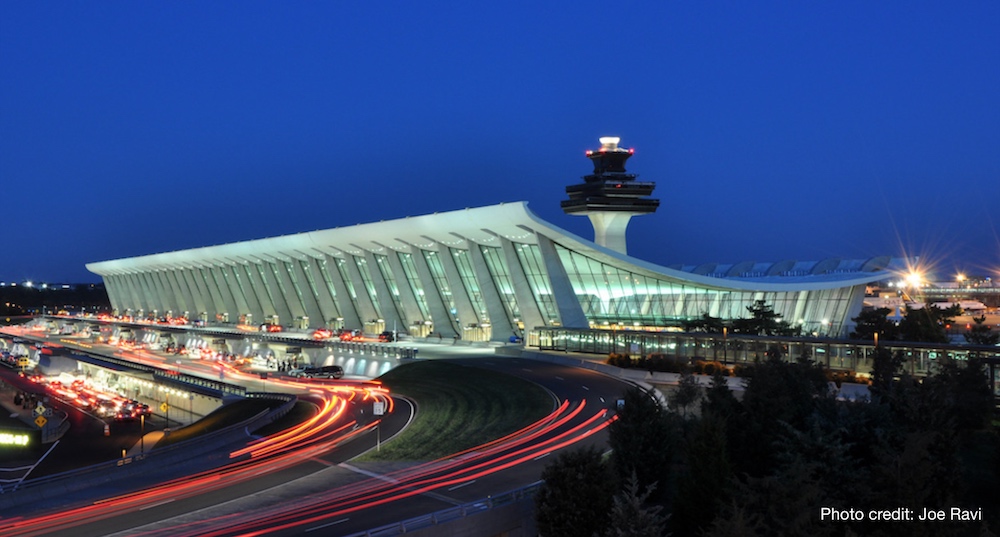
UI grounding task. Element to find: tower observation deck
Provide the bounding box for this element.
[561,136,659,254]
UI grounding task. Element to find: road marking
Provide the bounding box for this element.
[307,518,349,532]
[448,480,476,491]
[555,376,564,381]
[581,385,589,391]
[600,397,605,403]
[339,463,400,483]
[139,499,175,511]
[533,453,551,461]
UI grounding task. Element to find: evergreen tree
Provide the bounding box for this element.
[868,346,905,400]
[731,300,801,336]
[898,303,962,343]
[849,307,900,341]
[668,370,701,419]
[608,386,675,505]
[681,312,725,333]
[732,354,830,476]
[701,370,740,420]
[672,412,732,536]
[964,315,1000,346]
[535,446,614,537]
[923,356,995,432]
[601,473,669,537]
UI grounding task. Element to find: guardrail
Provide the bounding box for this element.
[343,481,542,537]
[0,393,296,509]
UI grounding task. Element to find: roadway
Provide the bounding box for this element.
[0,328,635,536]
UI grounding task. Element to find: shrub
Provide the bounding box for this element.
[825,369,859,387]
[692,360,733,377]
[607,353,633,368]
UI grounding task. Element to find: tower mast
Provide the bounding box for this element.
[561,137,659,254]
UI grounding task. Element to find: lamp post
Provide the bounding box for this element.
[722,326,728,364]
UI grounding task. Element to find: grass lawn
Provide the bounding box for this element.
[357,360,554,462]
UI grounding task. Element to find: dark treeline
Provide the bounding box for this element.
[537,346,999,537]
[0,283,109,316]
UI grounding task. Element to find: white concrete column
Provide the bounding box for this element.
[537,235,588,328]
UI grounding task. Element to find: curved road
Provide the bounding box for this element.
[0,352,635,536]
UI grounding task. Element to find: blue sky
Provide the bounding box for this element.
[2,2,998,283]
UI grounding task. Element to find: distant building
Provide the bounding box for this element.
[87,138,906,341]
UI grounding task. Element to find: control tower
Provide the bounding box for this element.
[561,137,659,254]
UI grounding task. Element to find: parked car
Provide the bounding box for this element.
[378,330,395,342]
[289,365,344,379]
[312,328,333,340]
[338,328,362,341]
[310,365,344,379]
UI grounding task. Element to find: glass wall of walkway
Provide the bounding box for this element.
[532,327,1000,394]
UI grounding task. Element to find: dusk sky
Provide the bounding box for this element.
[2,2,998,284]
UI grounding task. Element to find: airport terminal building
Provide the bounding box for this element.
[87,138,904,342]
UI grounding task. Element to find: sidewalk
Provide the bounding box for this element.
[126,430,166,457]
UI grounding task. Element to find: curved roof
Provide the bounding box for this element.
[87,202,904,292]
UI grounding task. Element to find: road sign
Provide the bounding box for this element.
[34,416,47,428]
[160,402,170,413]
[32,404,49,418]
[373,401,385,416]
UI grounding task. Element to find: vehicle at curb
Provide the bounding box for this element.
[288,365,344,379]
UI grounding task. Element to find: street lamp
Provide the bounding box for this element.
[722,326,728,364]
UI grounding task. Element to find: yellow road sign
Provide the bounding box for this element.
[160,402,169,412]
[34,416,47,428]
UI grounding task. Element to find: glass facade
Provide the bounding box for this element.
[480,246,520,326]
[514,243,560,325]
[554,243,859,335]
[398,252,431,322]
[353,256,382,319]
[422,250,458,332]
[450,248,488,324]
[90,203,885,342]
[334,257,361,319]
[315,259,342,318]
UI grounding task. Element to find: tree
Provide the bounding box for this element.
[849,307,899,341]
[731,300,801,336]
[701,370,740,420]
[868,346,905,400]
[923,356,995,432]
[601,473,669,537]
[732,354,830,477]
[964,315,1000,346]
[673,412,732,536]
[897,303,962,343]
[668,370,701,419]
[682,313,725,333]
[535,446,614,537]
[608,386,676,505]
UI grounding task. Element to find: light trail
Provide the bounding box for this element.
[0,379,380,537]
[1,329,612,536]
[149,402,613,537]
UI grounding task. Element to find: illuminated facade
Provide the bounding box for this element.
[86,201,903,341]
